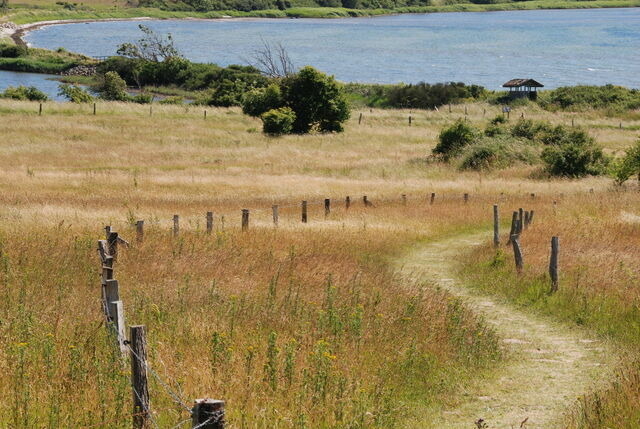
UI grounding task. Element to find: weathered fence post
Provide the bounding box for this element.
[518,208,524,234]
[109,300,127,354]
[173,215,179,237]
[345,196,351,210]
[530,193,536,199]
[528,210,535,226]
[524,211,530,229]
[324,199,330,217]
[401,194,407,206]
[93,103,96,115]
[204,110,207,120]
[136,220,144,243]
[408,115,412,126]
[107,230,119,262]
[511,229,523,274]
[493,204,500,247]
[192,399,225,429]
[39,103,42,116]
[272,205,279,226]
[241,209,249,231]
[206,212,214,234]
[430,192,435,205]
[301,201,308,223]
[464,193,469,204]
[507,211,518,245]
[358,113,363,125]
[130,325,150,429]
[363,195,368,207]
[549,236,559,293]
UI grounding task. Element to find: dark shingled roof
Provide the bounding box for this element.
[502,79,544,88]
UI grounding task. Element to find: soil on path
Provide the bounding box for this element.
[398,232,617,428]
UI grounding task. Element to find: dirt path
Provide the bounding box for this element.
[398,232,617,429]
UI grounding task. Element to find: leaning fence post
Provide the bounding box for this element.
[301,201,308,223]
[549,236,559,293]
[107,231,119,262]
[493,204,500,247]
[192,399,225,428]
[507,211,518,245]
[241,209,249,231]
[206,212,214,234]
[136,220,144,243]
[324,198,330,217]
[272,205,279,226]
[511,229,524,274]
[173,215,180,237]
[130,326,150,429]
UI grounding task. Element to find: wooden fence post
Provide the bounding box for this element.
[528,210,534,226]
[324,199,330,217]
[511,229,523,274]
[402,194,407,206]
[345,196,351,210]
[549,236,559,293]
[301,201,308,223]
[93,103,96,115]
[464,193,469,204]
[192,399,225,429]
[408,115,412,126]
[130,326,150,429]
[272,205,279,226]
[363,196,371,207]
[358,113,363,125]
[39,103,42,116]
[430,192,435,205]
[136,220,144,243]
[109,301,127,354]
[107,231,119,262]
[206,212,213,234]
[507,211,518,245]
[518,208,524,234]
[173,215,179,237]
[204,110,207,120]
[524,211,530,229]
[493,204,500,247]
[530,193,535,199]
[241,209,249,231]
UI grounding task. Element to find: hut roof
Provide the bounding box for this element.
[502,79,544,88]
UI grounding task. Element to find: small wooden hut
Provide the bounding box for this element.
[502,79,544,100]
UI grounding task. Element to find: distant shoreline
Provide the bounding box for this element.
[3,2,639,46]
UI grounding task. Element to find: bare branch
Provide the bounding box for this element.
[250,38,295,78]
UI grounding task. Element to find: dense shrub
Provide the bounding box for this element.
[541,135,607,177]
[0,85,48,101]
[386,82,487,109]
[261,107,296,135]
[613,140,640,185]
[539,85,640,111]
[242,84,283,117]
[280,66,350,133]
[433,120,479,160]
[58,83,93,103]
[158,96,184,105]
[510,119,552,141]
[93,71,129,101]
[0,44,27,58]
[459,137,538,171]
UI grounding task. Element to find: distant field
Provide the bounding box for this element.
[0,99,639,427]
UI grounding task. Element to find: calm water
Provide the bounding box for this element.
[0,70,65,101]
[8,8,640,92]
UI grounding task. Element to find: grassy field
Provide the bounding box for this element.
[2,0,639,25]
[0,99,639,427]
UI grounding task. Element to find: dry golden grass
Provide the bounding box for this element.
[0,99,639,427]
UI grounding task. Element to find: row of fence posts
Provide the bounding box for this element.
[29,103,628,131]
[492,204,559,293]
[149,193,486,235]
[97,228,226,428]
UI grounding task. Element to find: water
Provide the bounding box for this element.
[0,70,65,101]
[9,8,640,91]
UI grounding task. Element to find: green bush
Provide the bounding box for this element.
[433,120,479,161]
[280,66,350,133]
[539,85,640,111]
[261,107,296,135]
[510,119,553,141]
[130,93,154,104]
[613,140,640,185]
[541,134,607,178]
[459,137,539,171]
[384,82,487,109]
[0,44,27,58]
[242,84,283,117]
[1,85,48,101]
[58,83,93,103]
[94,71,129,101]
[158,96,184,105]
[490,114,507,125]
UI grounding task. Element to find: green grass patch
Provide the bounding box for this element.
[0,45,95,73]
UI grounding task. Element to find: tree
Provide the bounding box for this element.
[280,66,350,133]
[58,84,93,103]
[541,135,607,178]
[261,107,296,135]
[94,71,129,101]
[251,38,295,79]
[242,84,283,117]
[116,25,182,62]
[614,140,640,185]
